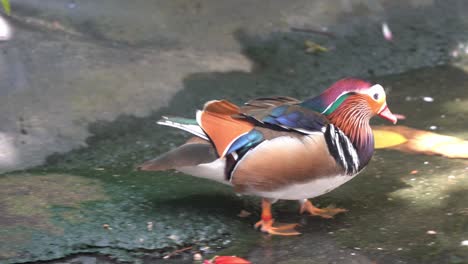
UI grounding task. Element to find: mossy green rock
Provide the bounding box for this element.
[0,171,255,263]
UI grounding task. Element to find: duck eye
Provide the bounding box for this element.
[373,93,379,100]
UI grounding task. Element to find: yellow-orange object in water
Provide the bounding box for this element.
[372,125,468,159]
[373,129,408,149]
[304,40,328,53]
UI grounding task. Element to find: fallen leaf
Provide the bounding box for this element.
[304,40,328,53]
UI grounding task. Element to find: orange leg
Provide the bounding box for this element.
[300,199,347,218]
[254,198,300,236]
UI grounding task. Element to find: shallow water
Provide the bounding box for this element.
[3,67,467,264]
[243,65,468,264]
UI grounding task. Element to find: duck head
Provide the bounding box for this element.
[302,78,397,124]
[302,78,397,168]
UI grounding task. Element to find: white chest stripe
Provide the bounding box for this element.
[325,124,360,175]
[330,125,348,172]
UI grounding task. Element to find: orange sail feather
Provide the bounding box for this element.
[199,100,254,157]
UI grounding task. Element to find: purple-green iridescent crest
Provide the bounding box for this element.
[302,78,373,113]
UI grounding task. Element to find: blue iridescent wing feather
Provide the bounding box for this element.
[225,97,328,157]
[225,129,264,155]
[239,96,329,132]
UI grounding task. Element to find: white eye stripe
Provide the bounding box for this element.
[365,84,385,101]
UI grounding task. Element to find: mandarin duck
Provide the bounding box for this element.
[138,78,397,235]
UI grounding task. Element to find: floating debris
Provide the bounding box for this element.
[237,210,251,218]
[382,22,393,41]
[194,253,203,261]
[422,96,434,102]
[429,125,437,130]
[410,170,419,175]
[147,221,153,231]
[102,224,111,230]
[290,27,335,38]
[427,230,437,235]
[200,246,211,252]
[163,246,192,259]
[0,14,12,41]
[304,40,329,53]
[168,234,179,241]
